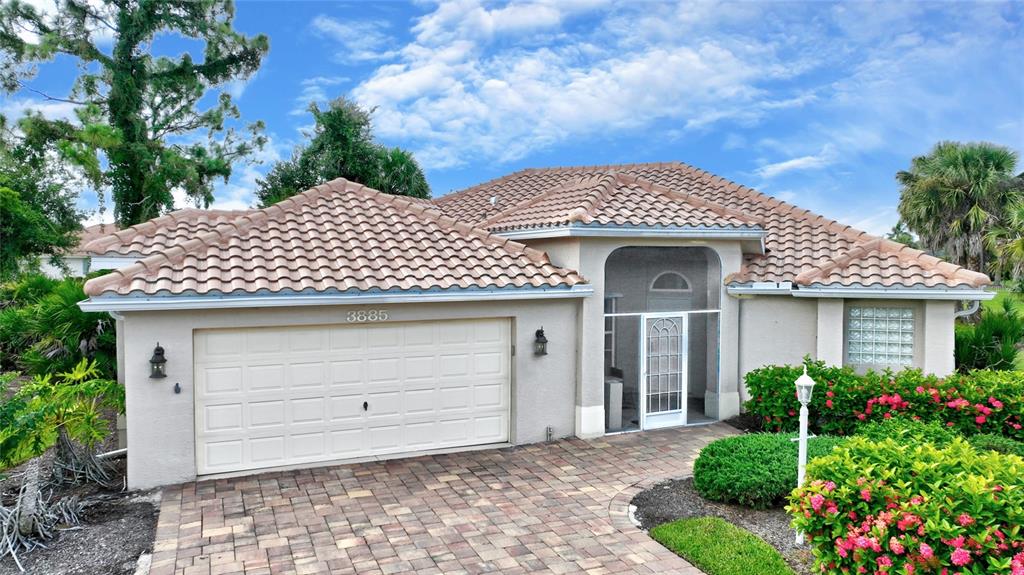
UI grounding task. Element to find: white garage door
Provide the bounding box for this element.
[194,318,511,475]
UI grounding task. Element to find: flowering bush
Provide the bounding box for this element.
[789,437,1024,575]
[744,360,1024,440]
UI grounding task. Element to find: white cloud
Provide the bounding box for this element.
[1,97,79,122]
[756,144,837,179]
[311,15,399,62]
[291,76,349,115]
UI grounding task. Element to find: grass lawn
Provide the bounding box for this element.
[982,289,1024,370]
[650,517,795,575]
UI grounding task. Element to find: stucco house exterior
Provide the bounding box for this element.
[77,162,993,490]
[39,223,121,278]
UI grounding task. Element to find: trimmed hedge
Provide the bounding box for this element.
[789,437,1024,575]
[693,433,845,509]
[968,433,1024,457]
[744,360,1024,440]
[854,416,958,447]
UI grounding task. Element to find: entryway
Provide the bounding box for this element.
[603,247,722,433]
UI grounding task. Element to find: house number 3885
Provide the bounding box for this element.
[346,309,388,322]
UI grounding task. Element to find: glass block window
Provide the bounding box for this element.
[846,306,915,367]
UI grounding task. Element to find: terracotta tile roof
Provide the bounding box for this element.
[478,172,761,232]
[84,179,585,297]
[794,238,989,289]
[434,162,990,290]
[81,209,252,256]
[71,223,121,255]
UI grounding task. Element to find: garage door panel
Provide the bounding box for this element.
[195,318,510,475]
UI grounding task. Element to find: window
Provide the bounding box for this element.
[846,306,915,367]
[650,272,690,291]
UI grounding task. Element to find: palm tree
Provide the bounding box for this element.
[987,191,1024,284]
[897,142,1020,273]
[885,220,919,249]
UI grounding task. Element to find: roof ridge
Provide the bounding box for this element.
[339,179,566,269]
[477,173,614,229]
[432,167,536,207]
[83,185,334,296]
[80,207,255,254]
[567,173,620,224]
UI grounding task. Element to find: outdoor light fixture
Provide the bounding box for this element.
[150,343,167,379]
[796,366,816,405]
[795,365,816,545]
[534,328,549,356]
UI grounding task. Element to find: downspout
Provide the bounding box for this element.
[953,300,981,319]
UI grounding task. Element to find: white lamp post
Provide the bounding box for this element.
[795,365,816,545]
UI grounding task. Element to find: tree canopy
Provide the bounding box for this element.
[896,141,1020,274]
[0,116,81,279]
[256,98,430,207]
[0,0,269,226]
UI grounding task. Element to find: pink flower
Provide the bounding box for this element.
[957,513,974,526]
[976,414,987,425]
[947,422,955,427]
[826,399,834,408]
[951,547,972,566]
[889,537,905,555]
[877,555,893,568]
[811,494,825,512]
[990,397,1004,409]
[858,413,867,421]
[884,412,893,419]
[916,386,925,393]
[824,481,836,492]
[788,409,796,416]
[861,489,872,502]
[919,543,933,559]
[904,563,915,574]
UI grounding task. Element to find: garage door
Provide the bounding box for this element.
[194,318,511,475]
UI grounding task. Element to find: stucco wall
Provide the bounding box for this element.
[119,298,579,489]
[737,296,818,402]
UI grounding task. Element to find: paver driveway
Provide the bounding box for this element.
[150,423,738,575]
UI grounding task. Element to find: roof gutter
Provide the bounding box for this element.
[78,285,594,313]
[728,284,994,301]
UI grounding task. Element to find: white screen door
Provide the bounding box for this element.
[641,314,687,429]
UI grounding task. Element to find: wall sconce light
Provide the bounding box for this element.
[534,328,548,356]
[150,343,167,379]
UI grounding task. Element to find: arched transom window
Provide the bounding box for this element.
[650,271,691,292]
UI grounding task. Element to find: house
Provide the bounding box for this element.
[78,162,992,490]
[39,223,121,278]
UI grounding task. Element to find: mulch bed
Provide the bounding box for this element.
[631,476,814,575]
[0,455,159,575]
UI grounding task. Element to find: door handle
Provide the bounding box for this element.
[363,401,368,411]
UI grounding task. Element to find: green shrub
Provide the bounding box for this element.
[789,437,1024,575]
[650,517,794,575]
[968,433,1024,457]
[0,272,60,307]
[0,276,115,377]
[744,359,1024,440]
[693,433,845,509]
[854,417,958,446]
[955,298,1024,371]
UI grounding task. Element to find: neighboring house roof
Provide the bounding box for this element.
[80,209,252,256]
[434,162,990,291]
[83,179,585,298]
[477,172,762,232]
[70,223,121,256]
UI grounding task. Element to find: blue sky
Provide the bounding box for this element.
[3,1,1023,234]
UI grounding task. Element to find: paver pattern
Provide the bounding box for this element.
[150,423,738,575]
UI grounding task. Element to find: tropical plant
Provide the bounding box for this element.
[854,416,958,446]
[987,193,1024,283]
[0,0,269,226]
[255,98,430,206]
[954,297,1024,371]
[897,141,1020,273]
[0,360,123,484]
[789,437,1023,575]
[885,220,919,249]
[0,275,115,376]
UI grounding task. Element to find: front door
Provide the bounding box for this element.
[641,314,687,429]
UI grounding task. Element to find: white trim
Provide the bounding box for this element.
[79,285,594,312]
[792,287,995,301]
[497,225,765,241]
[649,271,692,292]
[727,284,993,301]
[89,255,141,270]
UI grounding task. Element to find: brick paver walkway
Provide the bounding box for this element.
[149,423,738,575]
